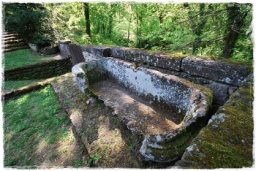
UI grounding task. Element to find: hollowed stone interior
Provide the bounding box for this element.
[72,57,213,163]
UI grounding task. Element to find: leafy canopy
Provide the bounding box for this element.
[3,3,55,46]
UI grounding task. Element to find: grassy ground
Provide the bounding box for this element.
[3,85,88,168]
[2,79,45,91]
[3,49,54,70]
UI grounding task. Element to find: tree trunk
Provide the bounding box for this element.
[84,3,91,38]
[107,4,115,38]
[223,4,247,58]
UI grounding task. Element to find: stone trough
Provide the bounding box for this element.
[72,53,213,163]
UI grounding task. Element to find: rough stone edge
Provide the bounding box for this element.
[4,57,72,80]
[80,45,111,57]
[173,78,254,168]
[2,77,56,101]
[139,82,213,163]
[181,56,252,86]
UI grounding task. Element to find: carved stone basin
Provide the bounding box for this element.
[72,56,213,163]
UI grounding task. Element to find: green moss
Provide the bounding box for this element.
[150,116,208,161]
[144,49,188,58]
[227,84,253,112]
[151,130,193,159]
[87,69,107,84]
[190,55,253,70]
[186,83,253,168]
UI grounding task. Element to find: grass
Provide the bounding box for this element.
[3,49,54,70]
[3,79,44,91]
[87,153,102,167]
[3,85,86,168]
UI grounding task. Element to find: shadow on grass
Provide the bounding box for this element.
[3,85,88,168]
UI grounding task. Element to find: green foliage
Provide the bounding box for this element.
[3,3,55,46]
[87,153,102,167]
[3,49,53,70]
[45,3,90,45]
[44,2,252,61]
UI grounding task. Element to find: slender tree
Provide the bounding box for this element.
[222,3,248,58]
[84,3,91,38]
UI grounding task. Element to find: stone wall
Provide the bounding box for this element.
[78,45,252,106]
[4,57,72,80]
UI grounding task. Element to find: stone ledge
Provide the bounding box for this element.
[174,80,253,168]
[181,56,252,86]
[2,77,56,101]
[110,47,185,71]
[81,45,111,57]
[4,57,72,80]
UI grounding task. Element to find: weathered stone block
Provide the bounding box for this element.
[150,52,184,71]
[181,56,251,86]
[179,73,232,105]
[110,47,126,59]
[110,47,184,71]
[81,45,110,57]
[174,81,253,168]
[58,40,71,57]
[72,57,213,163]
[39,46,59,55]
[203,82,230,105]
[82,51,101,62]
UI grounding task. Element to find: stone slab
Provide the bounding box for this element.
[81,45,111,57]
[181,56,251,86]
[91,79,184,135]
[110,47,185,71]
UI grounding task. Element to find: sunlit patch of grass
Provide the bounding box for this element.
[3,85,70,167]
[3,49,53,70]
[3,79,44,91]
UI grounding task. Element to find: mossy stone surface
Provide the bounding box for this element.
[175,82,253,168]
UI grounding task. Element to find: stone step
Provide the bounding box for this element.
[3,45,30,53]
[3,38,26,44]
[50,73,141,168]
[2,35,21,41]
[3,41,28,48]
[2,33,19,38]
[2,32,29,53]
